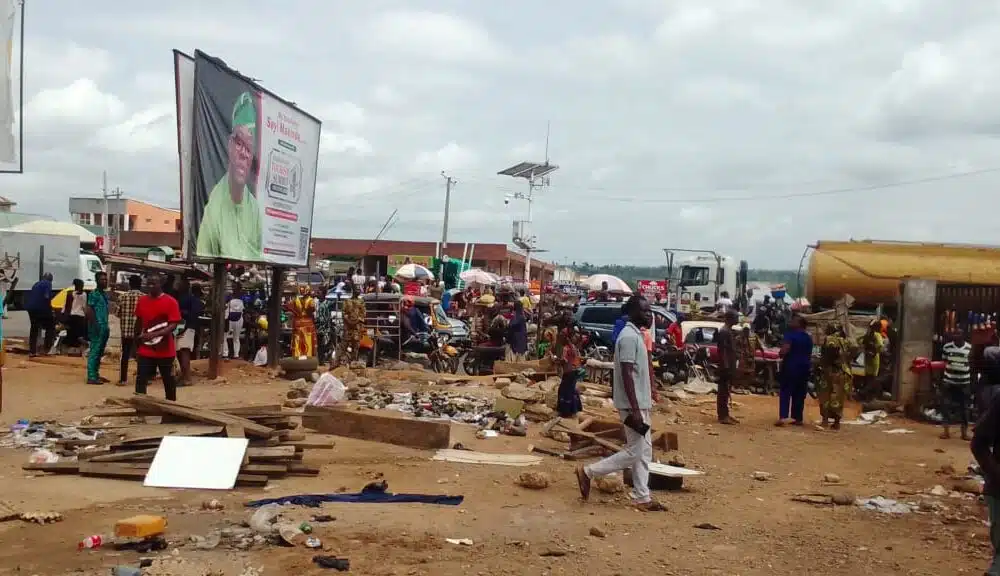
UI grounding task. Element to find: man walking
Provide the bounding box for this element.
[134,275,181,400]
[84,272,110,384]
[716,309,739,424]
[972,385,1000,575]
[25,272,54,357]
[575,295,665,512]
[116,275,143,386]
[176,279,203,385]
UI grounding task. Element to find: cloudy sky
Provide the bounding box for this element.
[3,0,1000,268]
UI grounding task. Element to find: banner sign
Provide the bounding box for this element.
[637,279,668,301]
[388,254,432,269]
[176,49,321,265]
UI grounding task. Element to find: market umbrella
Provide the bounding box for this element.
[394,263,435,281]
[459,268,498,286]
[581,274,633,294]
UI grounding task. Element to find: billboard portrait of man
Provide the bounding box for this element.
[195,91,263,260]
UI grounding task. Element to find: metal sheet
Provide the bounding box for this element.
[144,436,249,490]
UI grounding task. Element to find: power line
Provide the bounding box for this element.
[462,165,1000,205]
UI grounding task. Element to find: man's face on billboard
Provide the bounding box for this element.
[228,125,254,188]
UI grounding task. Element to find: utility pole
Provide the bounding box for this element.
[102,170,123,253]
[439,171,456,259]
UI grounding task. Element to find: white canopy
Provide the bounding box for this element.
[9,220,96,243]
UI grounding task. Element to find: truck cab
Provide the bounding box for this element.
[676,255,744,312]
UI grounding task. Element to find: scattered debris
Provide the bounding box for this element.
[516,471,551,489]
[445,538,474,546]
[589,526,606,538]
[843,410,889,426]
[312,555,350,571]
[694,522,722,530]
[752,471,772,481]
[856,496,914,514]
[19,511,63,524]
[883,428,915,435]
[823,473,842,484]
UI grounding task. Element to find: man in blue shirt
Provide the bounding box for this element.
[26,273,55,357]
[611,304,628,343]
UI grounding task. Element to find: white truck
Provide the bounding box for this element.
[671,253,747,313]
[0,230,105,309]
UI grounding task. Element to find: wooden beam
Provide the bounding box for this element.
[302,406,451,450]
[127,396,274,438]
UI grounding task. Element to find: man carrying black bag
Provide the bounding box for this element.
[574,295,666,512]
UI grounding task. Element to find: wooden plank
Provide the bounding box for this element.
[23,462,80,474]
[241,463,288,477]
[278,437,335,450]
[278,429,306,442]
[226,425,246,438]
[89,409,139,417]
[554,424,624,453]
[529,444,568,458]
[115,424,225,443]
[432,449,543,467]
[302,406,451,450]
[246,446,296,460]
[128,396,275,438]
[89,448,158,463]
[285,462,320,476]
[77,462,269,487]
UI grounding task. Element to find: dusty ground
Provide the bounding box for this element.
[0,352,993,576]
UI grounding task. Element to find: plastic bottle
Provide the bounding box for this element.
[78,534,105,550]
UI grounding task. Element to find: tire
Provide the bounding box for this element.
[280,356,319,372]
[462,353,479,376]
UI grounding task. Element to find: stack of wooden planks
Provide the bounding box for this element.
[22,396,334,488]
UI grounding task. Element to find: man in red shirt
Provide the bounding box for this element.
[134,274,182,400]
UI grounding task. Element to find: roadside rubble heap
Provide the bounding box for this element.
[19,396,334,488]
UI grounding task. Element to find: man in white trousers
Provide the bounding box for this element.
[575,294,665,511]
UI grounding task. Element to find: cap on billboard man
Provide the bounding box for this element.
[195,91,264,261]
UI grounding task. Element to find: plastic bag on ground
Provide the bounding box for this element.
[249,503,282,534]
[28,449,59,464]
[253,346,268,366]
[307,373,347,407]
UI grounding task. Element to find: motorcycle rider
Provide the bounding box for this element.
[400,296,429,343]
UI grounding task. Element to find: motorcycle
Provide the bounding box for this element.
[652,337,689,384]
[462,344,507,376]
[581,330,611,362]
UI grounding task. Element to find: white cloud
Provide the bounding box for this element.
[91,102,175,153]
[318,102,367,131]
[26,79,125,126]
[319,132,373,157]
[23,42,113,89]
[361,10,505,65]
[371,84,405,108]
[410,142,478,174]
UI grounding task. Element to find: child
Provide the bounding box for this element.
[555,330,583,418]
[940,329,972,440]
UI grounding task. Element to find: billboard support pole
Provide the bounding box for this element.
[267,266,282,368]
[208,262,225,379]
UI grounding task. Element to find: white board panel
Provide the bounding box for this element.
[144,436,248,490]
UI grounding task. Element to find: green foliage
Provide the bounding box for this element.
[567,263,801,298]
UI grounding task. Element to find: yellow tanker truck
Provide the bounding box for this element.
[806,239,1000,309]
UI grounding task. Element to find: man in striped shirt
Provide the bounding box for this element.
[941,330,973,440]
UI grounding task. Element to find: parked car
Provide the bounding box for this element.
[573,301,677,348]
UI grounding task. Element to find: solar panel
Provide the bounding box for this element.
[497,162,559,179]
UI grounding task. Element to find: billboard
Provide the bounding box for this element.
[1,0,20,168]
[175,49,321,265]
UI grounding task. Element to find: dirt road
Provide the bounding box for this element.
[0,355,992,575]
